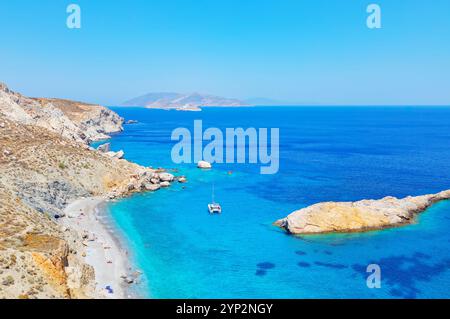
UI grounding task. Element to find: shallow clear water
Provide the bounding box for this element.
[102,107,450,298]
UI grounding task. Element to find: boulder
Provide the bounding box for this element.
[159,173,174,182]
[105,150,125,159]
[160,181,171,188]
[138,170,154,179]
[144,183,160,191]
[96,143,111,153]
[114,150,125,159]
[197,161,212,169]
[178,177,187,183]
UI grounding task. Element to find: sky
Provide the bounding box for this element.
[0,0,449,105]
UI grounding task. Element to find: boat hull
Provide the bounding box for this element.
[208,204,222,214]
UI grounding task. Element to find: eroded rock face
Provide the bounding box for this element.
[275,190,450,235]
[0,83,174,299]
[20,181,89,217]
[76,107,124,142]
[97,143,111,153]
[0,188,76,299]
[158,172,175,182]
[0,82,180,299]
[178,177,187,183]
[0,83,124,143]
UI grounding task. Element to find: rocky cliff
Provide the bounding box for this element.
[0,83,123,143]
[32,98,123,142]
[275,190,450,235]
[0,83,171,298]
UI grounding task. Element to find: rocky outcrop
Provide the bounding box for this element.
[197,161,212,169]
[20,180,89,218]
[0,84,85,143]
[158,172,175,182]
[37,98,124,141]
[96,143,111,153]
[178,176,187,183]
[105,150,125,159]
[275,190,450,235]
[0,83,123,143]
[0,83,175,299]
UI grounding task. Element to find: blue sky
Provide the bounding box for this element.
[0,0,449,105]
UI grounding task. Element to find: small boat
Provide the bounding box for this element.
[208,203,222,214]
[208,184,222,214]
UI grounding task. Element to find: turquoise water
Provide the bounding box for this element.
[103,107,450,298]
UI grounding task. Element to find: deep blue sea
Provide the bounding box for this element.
[100,107,450,298]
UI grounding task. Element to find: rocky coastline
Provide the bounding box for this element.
[275,190,450,235]
[0,82,175,298]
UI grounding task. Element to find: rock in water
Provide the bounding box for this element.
[275,190,450,235]
[197,161,212,169]
[144,183,161,191]
[178,177,187,183]
[160,181,171,187]
[0,82,175,299]
[159,173,174,182]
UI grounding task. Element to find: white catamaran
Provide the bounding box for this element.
[208,184,222,214]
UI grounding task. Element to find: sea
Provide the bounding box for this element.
[95,106,450,299]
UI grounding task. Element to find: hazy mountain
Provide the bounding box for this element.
[122,92,249,110]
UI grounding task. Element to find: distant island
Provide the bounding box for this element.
[275,190,450,235]
[122,92,250,111]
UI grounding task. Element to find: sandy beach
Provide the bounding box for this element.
[62,197,135,299]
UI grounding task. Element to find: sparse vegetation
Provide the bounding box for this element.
[0,83,154,299]
[2,275,14,286]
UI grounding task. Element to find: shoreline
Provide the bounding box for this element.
[62,197,143,299]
